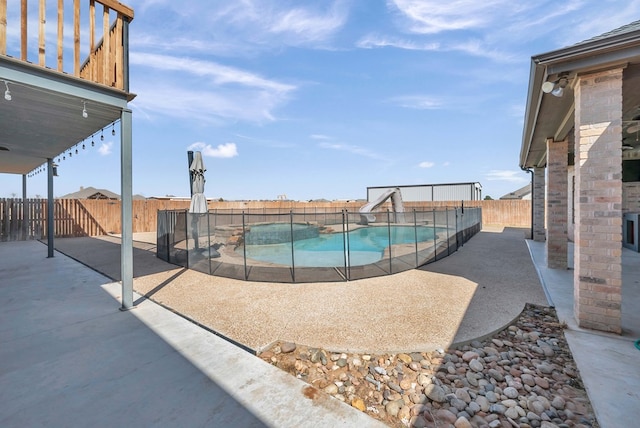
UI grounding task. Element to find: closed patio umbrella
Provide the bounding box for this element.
[188,151,207,253]
[189,151,207,213]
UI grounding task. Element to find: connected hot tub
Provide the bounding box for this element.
[244,223,319,245]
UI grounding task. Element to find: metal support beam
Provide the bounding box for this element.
[46,158,54,258]
[120,109,134,310]
[22,174,27,240]
[1,56,131,109]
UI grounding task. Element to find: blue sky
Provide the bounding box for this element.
[3,0,640,200]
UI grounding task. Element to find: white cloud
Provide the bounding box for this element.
[449,40,517,63]
[131,1,349,54]
[358,34,515,62]
[318,142,385,160]
[485,170,528,182]
[129,53,296,124]
[269,3,348,43]
[390,95,442,110]
[98,142,113,156]
[388,0,509,34]
[131,53,295,93]
[419,161,435,168]
[310,134,331,140]
[357,34,440,51]
[188,142,239,158]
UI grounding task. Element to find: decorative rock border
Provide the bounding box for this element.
[259,304,598,428]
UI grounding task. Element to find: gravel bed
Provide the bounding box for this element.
[258,304,598,428]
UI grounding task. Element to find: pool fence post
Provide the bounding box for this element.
[185,210,189,269]
[455,207,459,250]
[387,209,392,274]
[242,211,248,280]
[290,210,295,283]
[414,209,418,268]
[206,208,211,274]
[342,210,349,281]
[446,207,451,256]
[432,208,437,261]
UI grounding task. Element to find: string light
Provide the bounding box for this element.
[101,129,104,141]
[4,81,11,101]
[112,123,116,136]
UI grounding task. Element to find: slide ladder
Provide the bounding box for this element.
[359,188,405,225]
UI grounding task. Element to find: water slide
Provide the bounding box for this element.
[359,187,405,225]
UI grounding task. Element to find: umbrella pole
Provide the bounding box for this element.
[187,151,194,197]
[191,213,200,251]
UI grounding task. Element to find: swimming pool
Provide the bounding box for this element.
[239,225,437,267]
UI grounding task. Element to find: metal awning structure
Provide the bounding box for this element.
[0,0,136,310]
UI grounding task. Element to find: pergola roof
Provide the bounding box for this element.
[520,20,640,169]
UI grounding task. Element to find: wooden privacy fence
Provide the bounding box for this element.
[0,198,532,241]
[1,198,107,241]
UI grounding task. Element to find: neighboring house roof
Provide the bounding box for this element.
[500,184,531,200]
[61,186,120,200]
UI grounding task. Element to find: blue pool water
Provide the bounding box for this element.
[239,225,437,267]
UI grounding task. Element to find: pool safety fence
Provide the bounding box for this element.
[156,207,482,283]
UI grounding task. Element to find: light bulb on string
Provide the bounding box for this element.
[101,130,104,141]
[112,123,116,136]
[82,143,85,150]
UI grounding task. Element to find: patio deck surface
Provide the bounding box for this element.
[1,226,638,427]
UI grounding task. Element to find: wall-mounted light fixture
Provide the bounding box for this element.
[3,81,11,101]
[542,75,570,98]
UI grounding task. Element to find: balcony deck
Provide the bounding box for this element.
[1,0,134,91]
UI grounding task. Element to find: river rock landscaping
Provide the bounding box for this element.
[258,304,598,428]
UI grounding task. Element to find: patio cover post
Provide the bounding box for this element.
[120,109,134,310]
[22,174,28,240]
[46,158,54,257]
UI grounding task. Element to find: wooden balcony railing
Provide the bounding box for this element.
[0,0,134,91]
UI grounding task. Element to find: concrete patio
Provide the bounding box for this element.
[1,228,638,427]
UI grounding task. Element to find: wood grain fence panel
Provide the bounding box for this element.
[0,198,532,240]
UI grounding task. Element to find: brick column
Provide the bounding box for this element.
[574,68,624,334]
[546,138,568,268]
[533,167,546,242]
